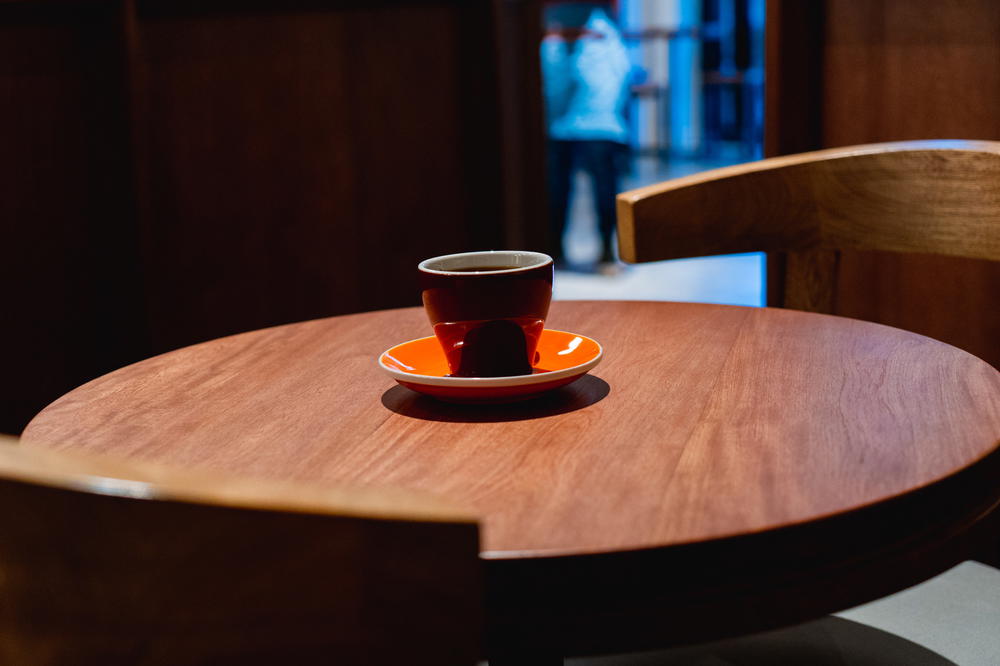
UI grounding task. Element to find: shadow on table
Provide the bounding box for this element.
[381,375,610,423]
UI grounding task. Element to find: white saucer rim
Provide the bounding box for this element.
[378,329,603,388]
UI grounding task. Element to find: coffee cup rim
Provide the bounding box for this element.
[418,250,553,276]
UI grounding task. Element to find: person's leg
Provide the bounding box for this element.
[581,140,624,264]
[545,140,575,264]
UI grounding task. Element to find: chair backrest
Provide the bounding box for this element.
[616,140,1000,312]
[0,435,481,665]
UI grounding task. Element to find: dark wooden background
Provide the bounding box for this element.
[7,0,999,434]
[766,0,1000,370]
[1,0,546,434]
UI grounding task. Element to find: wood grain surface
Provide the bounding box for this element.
[616,140,1000,369]
[0,436,480,665]
[22,301,1000,557]
[617,140,1000,265]
[20,301,1000,655]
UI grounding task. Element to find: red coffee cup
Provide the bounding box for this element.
[418,251,554,378]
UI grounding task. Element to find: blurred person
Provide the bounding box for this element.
[541,1,631,273]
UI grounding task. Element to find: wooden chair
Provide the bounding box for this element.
[616,139,1000,313]
[0,435,481,665]
[614,139,1000,665]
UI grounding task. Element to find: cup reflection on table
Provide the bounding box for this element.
[418,251,554,378]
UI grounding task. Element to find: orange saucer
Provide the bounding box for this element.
[379,329,603,402]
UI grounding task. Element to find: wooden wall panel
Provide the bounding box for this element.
[767,0,1000,368]
[493,0,547,250]
[822,1,1000,142]
[763,0,824,159]
[0,2,150,433]
[2,0,543,433]
[130,0,504,352]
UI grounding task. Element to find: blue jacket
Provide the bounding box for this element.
[541,8,630,144]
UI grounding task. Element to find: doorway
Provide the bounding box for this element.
[544,0,766,305]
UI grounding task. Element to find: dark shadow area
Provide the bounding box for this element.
[381,375,610,423]
[566,616,956,666]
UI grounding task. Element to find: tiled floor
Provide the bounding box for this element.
[554,154,764,307]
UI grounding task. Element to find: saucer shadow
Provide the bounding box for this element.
[381,375,610,423]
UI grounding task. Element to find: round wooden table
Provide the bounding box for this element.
[22,301,1000,660]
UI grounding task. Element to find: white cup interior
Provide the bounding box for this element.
[418,250,552,275]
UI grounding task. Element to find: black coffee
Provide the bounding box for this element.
[448,265,521,272]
